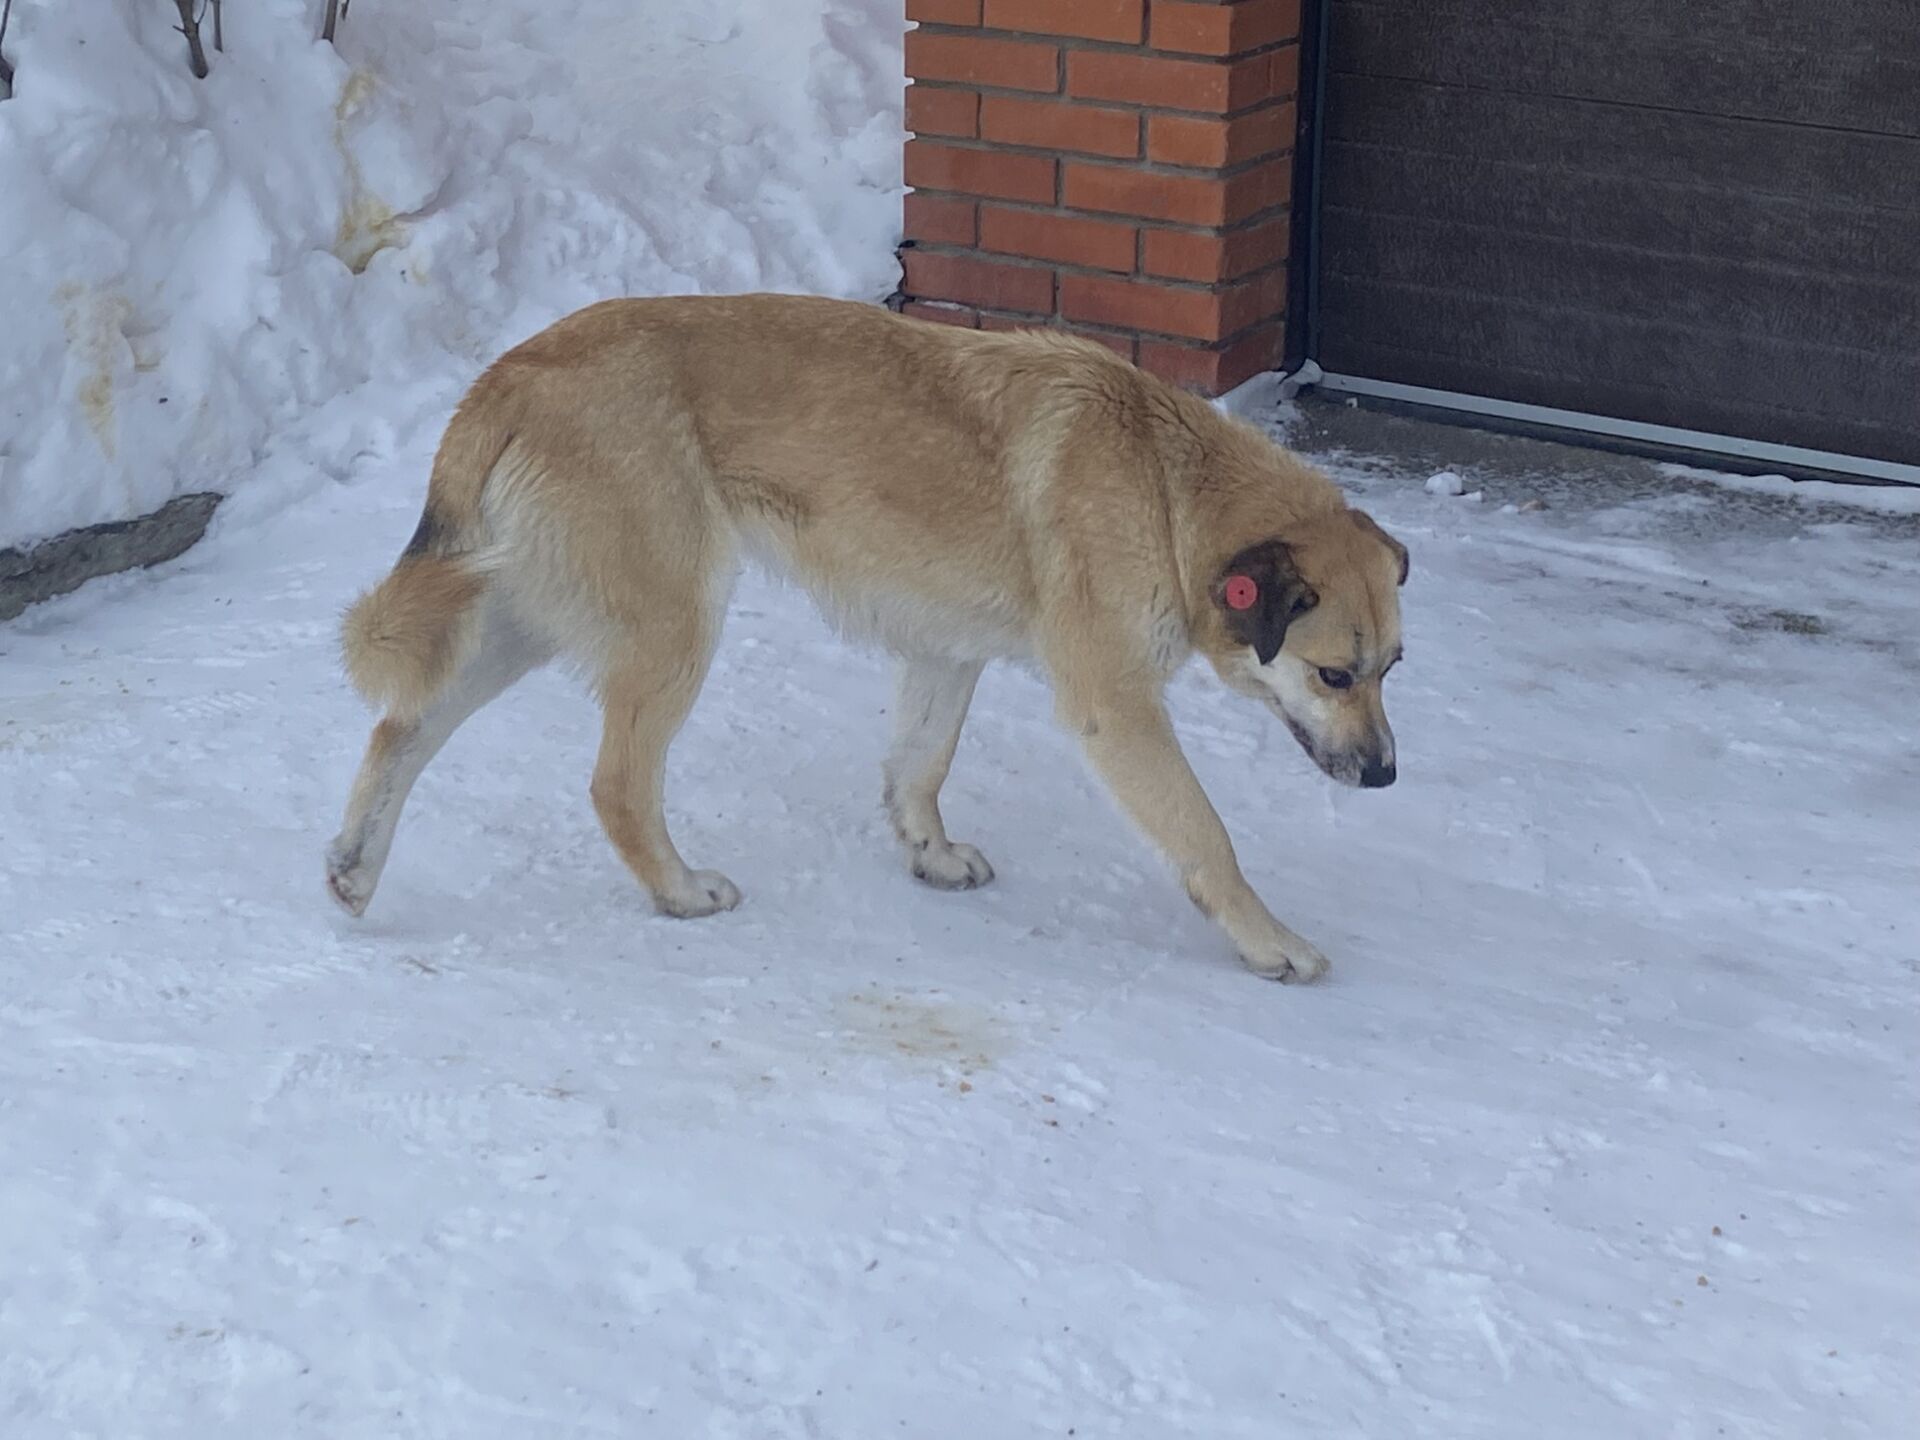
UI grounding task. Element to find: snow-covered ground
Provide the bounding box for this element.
[5,1,1918,1436]
[4,409,1917,1434]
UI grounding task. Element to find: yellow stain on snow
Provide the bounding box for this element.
[833,989,1011,1078]
[56,282,134,461]
[332,69,409,274]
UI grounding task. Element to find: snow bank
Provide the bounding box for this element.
[1658,462,1920,515]
[0,0,905,550]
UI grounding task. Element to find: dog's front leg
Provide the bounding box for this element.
[1071,692,1329,982]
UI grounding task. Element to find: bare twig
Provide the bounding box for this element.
[321,0,340,44]
[173,0,210,78]
[0,0,16,96]
[212,0,224,54]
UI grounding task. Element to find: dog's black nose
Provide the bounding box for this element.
[1359,761,1396,789]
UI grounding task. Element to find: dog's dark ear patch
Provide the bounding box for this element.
[1214,540,1316,665]
[1351,508,1409,586]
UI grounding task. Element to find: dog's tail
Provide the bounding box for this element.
[340,401,515,720]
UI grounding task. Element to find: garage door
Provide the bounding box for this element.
[1312,1,1920,468]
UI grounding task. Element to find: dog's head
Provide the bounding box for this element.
[1199,508,1408,788]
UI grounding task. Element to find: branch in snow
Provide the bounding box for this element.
[0,0,15,98]
[213,0,224,54]
[173,0,211,78]
[322,0,357,44]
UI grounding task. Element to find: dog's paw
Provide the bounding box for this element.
[325,841,374,918]
[910,840,995,891]
[657,869,742,919]
[1239,931,1331,984]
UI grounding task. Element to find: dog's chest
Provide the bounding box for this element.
[809,582,1032,663]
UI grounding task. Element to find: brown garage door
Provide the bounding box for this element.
[1313,0,1920,467]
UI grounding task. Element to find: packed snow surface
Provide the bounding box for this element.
[1658,462,1920,516]
[4,414,1916,1434]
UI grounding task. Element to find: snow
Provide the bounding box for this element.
[5,3,1919,1435]
[1658,462,1920,516]
[0,0,903,549]
[5,405,1918,1433]
[1425,469,1466,496]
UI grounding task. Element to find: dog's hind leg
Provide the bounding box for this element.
[326,606,547,916]
[883,656,993,890]
[589,605,740,919]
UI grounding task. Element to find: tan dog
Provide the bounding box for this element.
[327,295,1407,981]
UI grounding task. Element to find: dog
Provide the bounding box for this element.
[327,294,1408,981]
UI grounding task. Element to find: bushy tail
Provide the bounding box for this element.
[340,554,485,719]
[340,399,514,718]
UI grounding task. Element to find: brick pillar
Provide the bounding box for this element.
[898,0,1299,396]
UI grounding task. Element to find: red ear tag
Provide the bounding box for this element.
[1224,575,1259,611]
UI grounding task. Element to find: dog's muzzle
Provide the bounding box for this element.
[1359,760,1396,789]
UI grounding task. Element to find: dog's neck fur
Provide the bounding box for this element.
[1142,385,1346,633]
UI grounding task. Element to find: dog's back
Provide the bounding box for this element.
[343,295,1165,712]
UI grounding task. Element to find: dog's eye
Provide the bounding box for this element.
[1318,667,1354,690]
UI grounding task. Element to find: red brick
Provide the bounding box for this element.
[1147,103,1293,168]
[1150,0,1300,57]
[1064,164,1227,224]
[906,85,981,139]
[1059,274,1222,340]
[903,300,981,327]
[907,141,1058,204]
[908,0,982,23]
[906,31,1060,92]
[1142,214,1290,282]
[1064,156,1287,226]
[980,206,1136,272]
[904,250,1057,314]
[1218,154,1292,224]
[904,192,979,246]
[982,0,1144,43]
[1138,321,1285,394]
[1059,265,1286,341]
[1216,264,1289,333]
[1264,44,1300,98]
[1066,49,1271,114]
[980,97,1141,158]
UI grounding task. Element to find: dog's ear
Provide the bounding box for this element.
[1350,509,1409,586]
[1213,540,1317,666]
